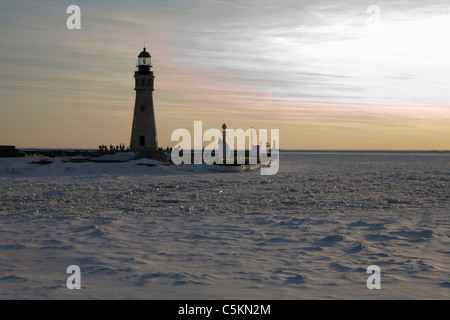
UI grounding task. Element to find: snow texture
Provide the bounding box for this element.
[0,151,449,299]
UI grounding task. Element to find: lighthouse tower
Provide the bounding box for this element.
[130,47,158,151]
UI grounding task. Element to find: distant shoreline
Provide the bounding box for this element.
[14,148,450,153]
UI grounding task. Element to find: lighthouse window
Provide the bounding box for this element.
[141,79,146,86]
[140,105,145,112]
[139,136,145,147]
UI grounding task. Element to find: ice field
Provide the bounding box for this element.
[1,151,449,299]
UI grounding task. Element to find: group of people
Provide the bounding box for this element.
[98,144,128,152]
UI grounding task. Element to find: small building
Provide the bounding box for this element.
[0,145,23,157]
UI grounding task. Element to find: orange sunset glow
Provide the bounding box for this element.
[1,0,450,150]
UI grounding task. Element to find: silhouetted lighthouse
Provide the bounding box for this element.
[130,47,158,151]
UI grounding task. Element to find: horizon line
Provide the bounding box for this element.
[11,147,450,153]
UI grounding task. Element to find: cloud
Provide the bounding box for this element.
[1,0,450,149]
[157,0,450,105]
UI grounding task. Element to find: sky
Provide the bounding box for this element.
[1,0,450,150]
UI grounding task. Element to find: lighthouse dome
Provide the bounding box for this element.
[138,47,151,58]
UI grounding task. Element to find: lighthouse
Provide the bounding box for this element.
[130,47,158,151]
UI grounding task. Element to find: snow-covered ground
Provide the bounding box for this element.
[0,151,449,299]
